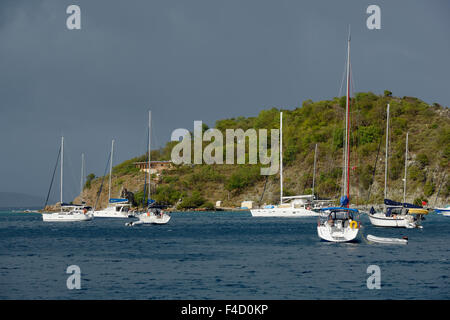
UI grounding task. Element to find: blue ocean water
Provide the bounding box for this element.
[0,209,448,299]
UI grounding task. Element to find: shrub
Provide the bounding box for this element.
[358,164,374,190]
[408,165,426,182]
[163,175,179,184]
[416,153,429,168]
[178,191,206,209]
[203,202,215,210]
[423,181,435,197]
[112,156,144,176]
[153,185,181,205]
[225,166,263,192]
[84,173,96,189]
[358,125,381,145]
[133,190,145,207]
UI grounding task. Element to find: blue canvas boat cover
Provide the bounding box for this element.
[340,195,349,207]
[109,198,129,203]
[384,198,422,208]
[320,207,359,213]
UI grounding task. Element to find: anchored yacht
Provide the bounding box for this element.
[316,31,360,242]
[127,110,171,226]
[250,112,318,218]
[42,137,93,222]
[93,198,132,218]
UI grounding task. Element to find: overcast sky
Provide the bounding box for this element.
[0,0,449,201]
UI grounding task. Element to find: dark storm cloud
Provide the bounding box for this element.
[0,0,449,201]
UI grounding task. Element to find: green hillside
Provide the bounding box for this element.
[78,92,450,209]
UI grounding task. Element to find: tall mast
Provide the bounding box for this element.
[403,132,409,203]
[384,104,390,199]
[312,143,318,197]
[343,29,351,204]
[108,139,114,201]
[148,110,152,206]
[80,153,85,201]
[280,111,283,204]
[60,136,64,205]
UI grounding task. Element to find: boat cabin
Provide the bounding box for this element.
[319,207,358,228]
[385,206,405,217]
[281,195,315,209]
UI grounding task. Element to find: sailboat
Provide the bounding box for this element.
[42,137,93,222]
[317,32,360,242]
[368,130,427,228]
[127,110,170,226]
[92,140,132,218]
[250,111,319,217]
[435,206,450,216]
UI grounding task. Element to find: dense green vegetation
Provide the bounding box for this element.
[84,173,96,190]
[89,92,449,208]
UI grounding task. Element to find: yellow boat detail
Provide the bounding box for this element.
[408,208,429,215]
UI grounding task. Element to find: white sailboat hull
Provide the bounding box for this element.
[317,224,359,242]
[250,207,319,217]
[368,213,416,228]
[92,203,133,218]
[42,212,93,222]
[92,210,130,218]
[128,213,171,225]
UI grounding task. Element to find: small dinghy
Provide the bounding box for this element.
[125,221,143,227]
[367,234,408,245]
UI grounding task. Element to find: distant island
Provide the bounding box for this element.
[0,192,45,208]
[72,91,449,210]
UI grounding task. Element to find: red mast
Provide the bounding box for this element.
[345,30,351,207]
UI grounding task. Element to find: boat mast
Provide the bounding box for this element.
[384,104,390,199]
[403,132,409,203]
[148,110,151,207]
[280,111,283,204]
[108,139,114,202]
[80,153,85,201]
[60,136,64,206]
[343,29,351,205]
[312,143,318,198]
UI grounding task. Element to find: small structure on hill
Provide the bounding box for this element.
[134,161,173,176]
